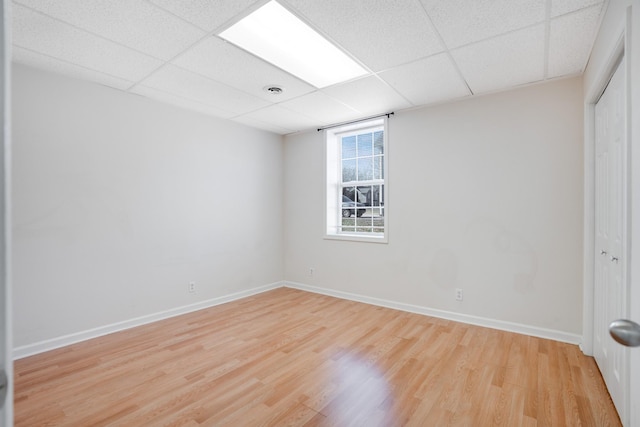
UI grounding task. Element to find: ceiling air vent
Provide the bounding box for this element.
[264,85,284,95]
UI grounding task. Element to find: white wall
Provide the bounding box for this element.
[284,77,584,336]
[12,64,284,349]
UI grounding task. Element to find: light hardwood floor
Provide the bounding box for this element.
[15,287,621,426]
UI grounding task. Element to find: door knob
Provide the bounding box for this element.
[600,249,607,255]
[611,256,619,263]
[609,319,640,347]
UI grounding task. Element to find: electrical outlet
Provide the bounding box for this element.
[188,282,196,293]
[309,267,315,277]
[455,288,463,301]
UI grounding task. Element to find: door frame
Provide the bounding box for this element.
[582,7,632,425]
[0,0,11,425]
[582,11,628,358]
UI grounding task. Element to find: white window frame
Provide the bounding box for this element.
[325,117,388,243]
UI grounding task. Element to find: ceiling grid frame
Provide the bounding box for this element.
[10,0,609,134]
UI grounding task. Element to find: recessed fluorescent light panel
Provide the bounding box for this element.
[219,1,367,88]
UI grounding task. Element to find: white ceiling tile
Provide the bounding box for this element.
[322,76,411,116]
[148,0,261,32]
[12,4,163,82]
[137,65,270,115]
[15,0,206,60]
[551,0,603,17]
[548,5,603,77]
[283,0,443,72]
[239,104,320,132]
[232,115,295,135]
[279,91,362,124]
[173,36,315,102]
[451,24,545,94]
[422,0,546,49]
[10,0,608,135]
[131,84,234,119]
[12,46,134,90]
[379,53,471,106]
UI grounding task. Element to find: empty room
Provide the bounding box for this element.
[3,0,640,425]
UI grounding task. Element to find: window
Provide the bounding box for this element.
[325,118,387,242]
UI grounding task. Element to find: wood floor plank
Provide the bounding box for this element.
[14,288,621,426]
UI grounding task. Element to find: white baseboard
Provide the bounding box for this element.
[15,280,582,360]
[285,281,582,345]
[13,281,284,360]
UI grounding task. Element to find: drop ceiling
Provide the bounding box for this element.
[12,0,607,135]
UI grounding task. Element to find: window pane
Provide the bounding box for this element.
[341,217,355,232]
[357,133,373,156]
[374,155,383,179]
[342,208,355,219]
[371,185,380,206]
[342,186,365,223]
[368,185,384,217]
[357,185,372,206]
[356,216,372,227]
[357,158,373,180]
[342,136,356,159]
[342,159,356,182]
[342,186,356,202]
[374,131,384,154]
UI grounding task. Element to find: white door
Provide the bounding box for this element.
[593,57,627,422]
[0,1,11,425]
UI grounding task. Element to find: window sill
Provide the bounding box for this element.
[324,233,388,244]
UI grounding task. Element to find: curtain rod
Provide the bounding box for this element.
[317,112,394,132]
